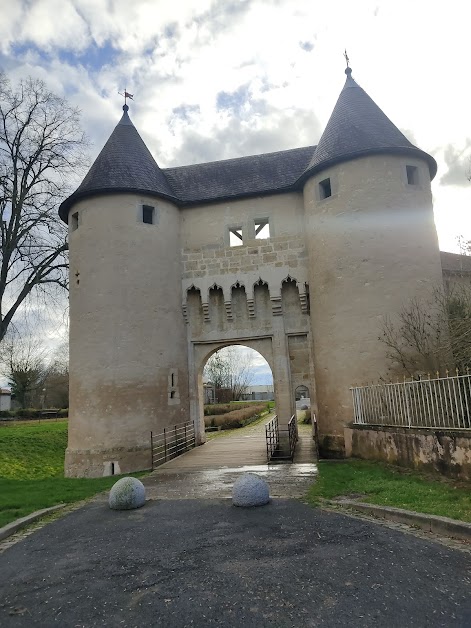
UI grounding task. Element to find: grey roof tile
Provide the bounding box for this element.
[59,73,437,221]
[59,106,174,220]
[301,71,437,180]
[163,145,315,204]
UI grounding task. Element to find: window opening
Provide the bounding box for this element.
[71,212,79,231]
[406,165,418,185]
[255,218,270,239]
[171,373,174,387]
[142,205,155,224]
[111,462,115,475]
[229,227,244,247]
[319,178,332,199]
[170,391,175,399]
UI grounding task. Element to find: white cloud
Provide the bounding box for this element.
[2,0,471,346]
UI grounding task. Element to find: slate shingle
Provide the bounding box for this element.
[301,71,437,181]
[59,74,437,222]
[59,106,174,221]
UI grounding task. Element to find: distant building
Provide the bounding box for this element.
[239,385,275,401]
[0,389,11,412]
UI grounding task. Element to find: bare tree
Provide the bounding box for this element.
[0,73,88,342]
[380,285,471,377]
[204,346,255,401]
[0,330,47,408]
[43,341,69,408]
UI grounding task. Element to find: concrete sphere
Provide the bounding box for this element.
[109,477,146,510]
[232,472,270,507]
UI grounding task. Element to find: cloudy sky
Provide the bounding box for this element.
[1,0,470,381]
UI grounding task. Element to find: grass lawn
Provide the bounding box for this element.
[306,459,471,523]
[0,421,144,528]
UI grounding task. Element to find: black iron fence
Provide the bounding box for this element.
[150,421,195,470]
[265,414,298,461]
[265,415,279,460]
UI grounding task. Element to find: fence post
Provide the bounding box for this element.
[150,431,153,471]
[164,427,167,462]
[184,423,187,451]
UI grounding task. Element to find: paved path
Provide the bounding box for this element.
[1,499,470,627]
[144,419,318,500]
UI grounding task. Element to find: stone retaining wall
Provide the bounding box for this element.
[344,424,471,480]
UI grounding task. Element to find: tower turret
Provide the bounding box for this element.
[60,105,189,477]
[302,64,443,457]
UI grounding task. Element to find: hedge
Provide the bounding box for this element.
[204,404,267,430]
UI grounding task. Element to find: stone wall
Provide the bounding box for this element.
[345,424,471,480]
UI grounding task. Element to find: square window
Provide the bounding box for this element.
[319,178,332,199]
[71,212,79,231]
[142,205,155,224]
[406,165,418,185]
[255,218,270,239]
[229,227,243,247]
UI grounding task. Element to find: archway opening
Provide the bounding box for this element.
[200,344,274,446]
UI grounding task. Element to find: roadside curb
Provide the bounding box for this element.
[325,499,471,541]
[0,505,66,542]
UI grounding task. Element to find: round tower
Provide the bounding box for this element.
[301,66,443,457]
[59,105,189,477]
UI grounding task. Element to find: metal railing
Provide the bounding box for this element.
[287,414,298,459]
[150,421,195,470]
[265,415,279,460]
[265,414,298,461]
[351,372,471,430]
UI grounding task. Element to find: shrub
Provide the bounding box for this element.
[207,404,267,430]
[204,401,271,416]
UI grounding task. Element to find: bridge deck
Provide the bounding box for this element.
[143,418,318,499]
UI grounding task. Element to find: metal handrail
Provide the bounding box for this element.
[351,373,471,430]
[265,415,279,461]
[150,421,195,470]
[265,413,298,461]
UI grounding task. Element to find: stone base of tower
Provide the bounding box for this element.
[64,445,151,478]
[317,433,346,459]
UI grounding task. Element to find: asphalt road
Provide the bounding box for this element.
[0,499,470,627]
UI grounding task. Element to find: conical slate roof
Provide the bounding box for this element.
[59,105,175,220]
[300,68,437,181]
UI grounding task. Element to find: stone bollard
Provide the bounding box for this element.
[109,477,146,510]
[232,472,270,507]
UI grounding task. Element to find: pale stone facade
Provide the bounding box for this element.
[60,67,450,477]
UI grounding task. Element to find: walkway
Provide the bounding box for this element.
[143,418,318,500]
[1,499,470,627]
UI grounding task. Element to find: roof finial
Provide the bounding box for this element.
[344,50,352,76]
[118,88,134,112]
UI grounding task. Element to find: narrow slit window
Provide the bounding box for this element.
[406,165,418,185]
[229,227,243,247]
[319,178,332,199]
[170,391,175,399]
[255,219,270,239]
[142,205,155,224]
[71,212,79,231]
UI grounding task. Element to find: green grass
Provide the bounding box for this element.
[306,459,471,523]
[0,421,145,528]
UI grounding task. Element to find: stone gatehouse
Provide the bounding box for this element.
[60,65,448,477]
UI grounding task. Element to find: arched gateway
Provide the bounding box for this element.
[59,65,443,477]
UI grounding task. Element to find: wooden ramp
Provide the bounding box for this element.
[143,418,318,499]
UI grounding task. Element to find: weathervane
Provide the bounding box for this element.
[344,50,352,76]
[118,88,134,106]
[344,49,350,68]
